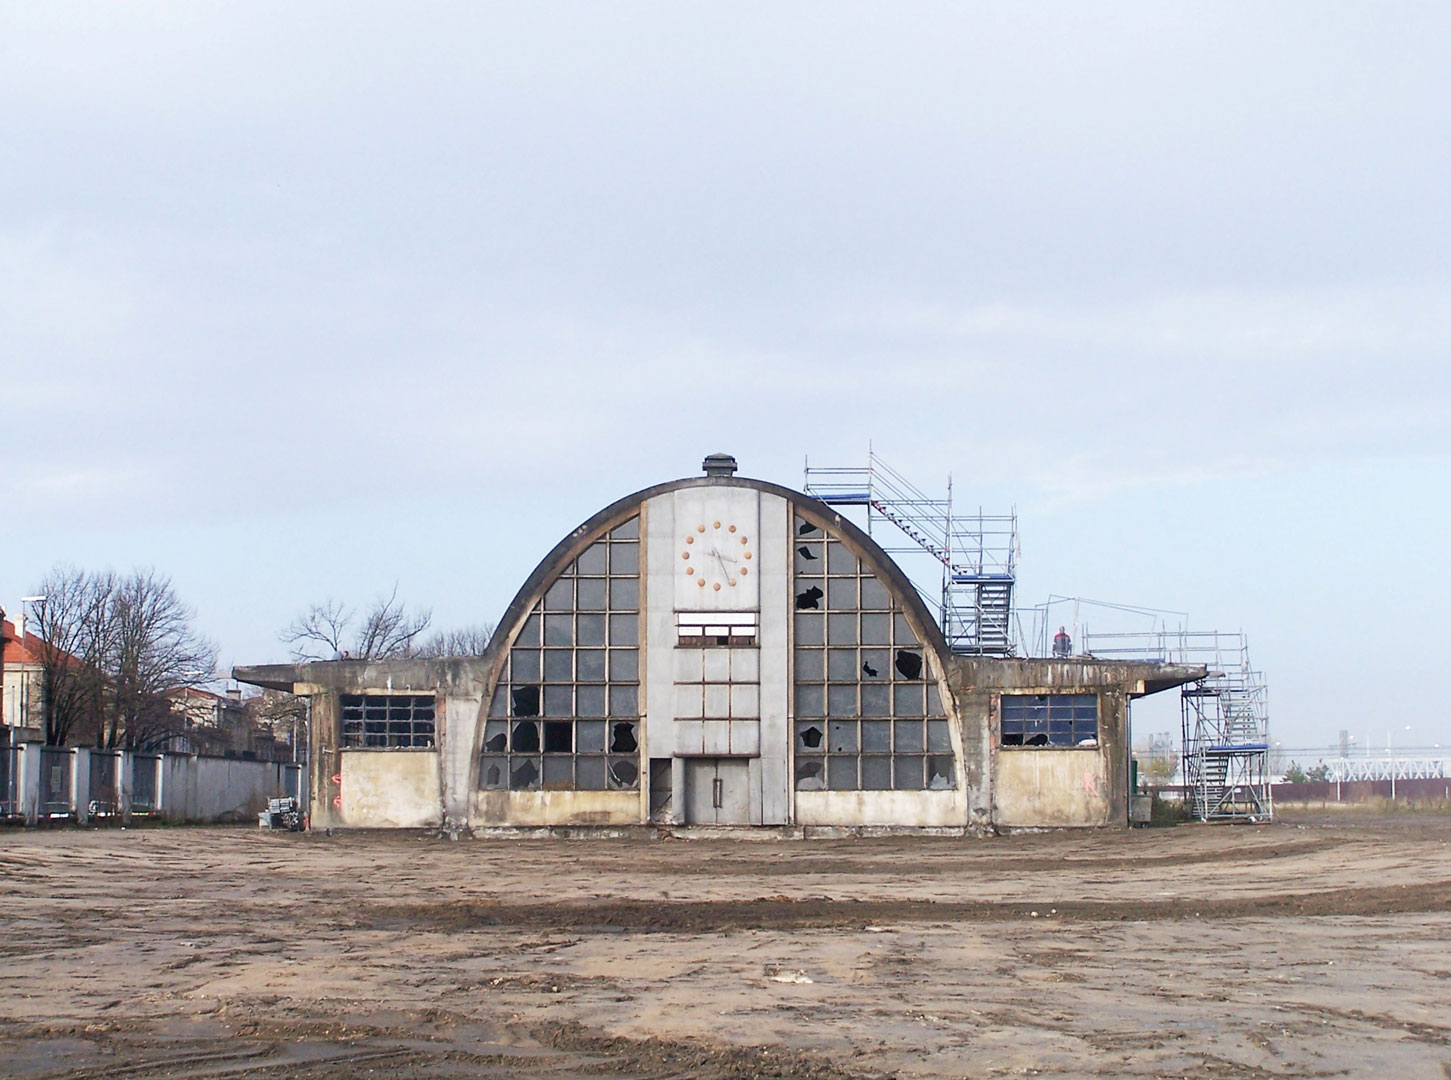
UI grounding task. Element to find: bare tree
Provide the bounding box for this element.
[416,622,494,658]
[30,566,114,746]
[283,585,432,662]
[30,566,217,749]
[102,570,219,751]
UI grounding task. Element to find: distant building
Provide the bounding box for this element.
[2,612,47,740]
[238,457,1203,834]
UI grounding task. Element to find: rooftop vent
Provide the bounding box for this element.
[702,452,738,477]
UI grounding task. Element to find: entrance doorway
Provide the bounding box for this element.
[682,758,751,825]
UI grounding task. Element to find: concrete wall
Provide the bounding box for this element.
[795,790,963,827]
[993,749,1113,827]
[341,750,442,828]
[471,789,640,827]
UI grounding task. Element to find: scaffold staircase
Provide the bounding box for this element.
[803,450,1018,655]
[1083,629,1271,822]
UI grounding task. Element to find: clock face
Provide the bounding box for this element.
[681,520,754,593]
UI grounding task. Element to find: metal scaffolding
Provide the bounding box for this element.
[803,450,1018,655]
[1084,629,1271,822]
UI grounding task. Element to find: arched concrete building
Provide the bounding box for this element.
[237,457,1201,833]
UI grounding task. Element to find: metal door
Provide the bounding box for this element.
[682,758,752,825]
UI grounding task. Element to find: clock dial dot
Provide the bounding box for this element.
[740,536,748,544]
[729,578,737,587]
[682,552,690,560]
[739,567,748,576]
[686,536,694,545]
[686,566,694,575]
[697,578,706,588]
[712,582,721,591]
[743,551,752,560]
[728,524,736,533]
[713,520,721,529]
[697,524,706,533]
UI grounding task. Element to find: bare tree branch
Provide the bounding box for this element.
[415,622,494,658]
[282,585,432,662]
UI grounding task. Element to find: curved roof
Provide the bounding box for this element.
[478,472,951,682]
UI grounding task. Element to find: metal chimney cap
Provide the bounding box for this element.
[702,453,738,477]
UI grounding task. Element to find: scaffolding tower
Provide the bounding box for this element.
[1084,629,1271,822]
[803,450,1018,655]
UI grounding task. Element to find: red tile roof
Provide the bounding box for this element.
[1,618,49,667]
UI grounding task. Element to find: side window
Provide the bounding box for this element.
[341,695,436,748]
[1000,694,1098,747]
[481,517,641,791]
[791,512,955,792]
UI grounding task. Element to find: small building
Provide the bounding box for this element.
[236,458,1201,833]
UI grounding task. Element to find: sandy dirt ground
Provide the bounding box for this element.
[3,814,1450,1079]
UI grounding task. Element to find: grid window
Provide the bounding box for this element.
[1000,694,1098,747]
[792,511,956,792]
[483,518,641,790]
[341,695,436,748]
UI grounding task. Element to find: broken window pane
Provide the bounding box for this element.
[481,756,506,789]
[795,613,825,645]
[577,542,608,576]
[827,756,858,790]
[608,649,638,682]
[544,579,573,611]
[860,648,889,678]
[796,722,825,751]
[609,613,638,645]
[796,518,820,536]
[544,614,573,647]
[484,721,508,753]
[608,685,637,717]
[510,757,541,790]
[795,759,825,791]
[577,613,607,646]
[827,684,858,717]
[609,578,639,610]
[543,685,572,717]
[795,684,824,717]
[543,649,573,682]
[609,721,638,754]
[607,758,639,789]
[576,649,606,682]
[828,720,858,753]
[827,577,858,610]
[927,756,955,789]
[894,650,923,680]
[828,613,857,645]
[610,517,639,540]
[576,685,606,716]
[511,686,541,717]
[894,756,925,790]
[827,648,858,681]
[861,720,891,753]
[609,542,639,574]
[576,577,608,610]
[795,584,824,610]
[795,543,822,568]
[511,720,541,753]
[543,721,573,753]
[577,720,606,753]
[576,756,607,790]
[861,756,892,790]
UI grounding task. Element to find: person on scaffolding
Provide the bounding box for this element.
[1053,626,1072,657]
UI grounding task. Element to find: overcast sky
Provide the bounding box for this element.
[4,3,1448,754]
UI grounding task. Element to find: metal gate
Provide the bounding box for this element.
[40,748,74,817]
[89,751,119,816]
[131,755,161,814]
[0,745,15,818]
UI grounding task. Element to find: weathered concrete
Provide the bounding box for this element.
[341,750,441,828]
